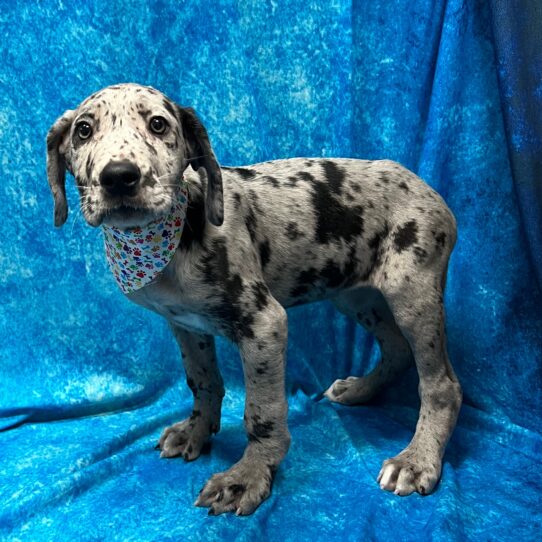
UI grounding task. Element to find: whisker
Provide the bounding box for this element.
[156,173,178,181]
[185,155,207,162]
[70,203,88,237]
[153,172,191,193]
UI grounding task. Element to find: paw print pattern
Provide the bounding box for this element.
[102,189,188,294]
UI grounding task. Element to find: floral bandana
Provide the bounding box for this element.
[101,188,188,294]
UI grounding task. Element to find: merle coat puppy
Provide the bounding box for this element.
[46,83,462,516]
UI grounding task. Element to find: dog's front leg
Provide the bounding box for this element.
[196,296,291,516]
[158,325,224,460]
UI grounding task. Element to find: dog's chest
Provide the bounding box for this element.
[167,310,216,334]
[127,275,217,335]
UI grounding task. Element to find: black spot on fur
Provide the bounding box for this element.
[251,281,269,310]
[286,222,302,240]
[259,240,271,268]
[227,167,257,180]
[321,260,345,289]
[321,160,346,195]
[399,181,409,192]
[247,189,264,215]
[143,138,158,156]
[249,420,275,441]
[290,249,358,298]
[381,173,391,184]
[362,222,390,279]
[298,171,315,183]
[201,238,254,340]
[368,223,389,251]
[286,176,299,188]
[290,267,319,298]
[232,192,242,210]
[163,99,176,117]
[393,221,418,252]
[311,180,364,244]
[85,155,92,181]
[245,206,257,243]
[414,246,428,263]
[434,232,447,252]
[263,175,279,188]
[216,299,254,341]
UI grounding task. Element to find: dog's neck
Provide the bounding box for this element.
[101,188,189,294]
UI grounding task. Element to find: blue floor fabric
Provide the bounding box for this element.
[1,1,541,540]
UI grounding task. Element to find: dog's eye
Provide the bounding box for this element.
[76,121,93,140]
[149,116,168,135]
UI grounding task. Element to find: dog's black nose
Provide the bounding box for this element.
[100,161,141,196]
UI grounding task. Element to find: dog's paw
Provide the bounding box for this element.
[157,416,214,461]
[324,376,377,405]
[377,453,441,496]
[195,460,274,516]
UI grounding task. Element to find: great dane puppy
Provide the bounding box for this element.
[46,83,462,516]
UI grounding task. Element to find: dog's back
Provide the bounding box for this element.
[217,158,456,307]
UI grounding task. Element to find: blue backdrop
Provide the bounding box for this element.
[1,1,541,540]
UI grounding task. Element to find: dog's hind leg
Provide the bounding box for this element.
[325,287,414,404]
[375,265,462,496]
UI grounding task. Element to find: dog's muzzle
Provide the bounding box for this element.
[100,160,141,197]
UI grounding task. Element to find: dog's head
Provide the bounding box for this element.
[46,83,223,228]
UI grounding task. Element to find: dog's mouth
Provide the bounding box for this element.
[85,187,181,228]
[109,203,145,216]
[102,204,157,228]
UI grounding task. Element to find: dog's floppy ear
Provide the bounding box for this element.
[178,107,224,227]
[46,110,75,227]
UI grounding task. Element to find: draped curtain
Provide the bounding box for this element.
[0,1,540,539]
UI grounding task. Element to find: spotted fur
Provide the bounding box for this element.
[46,83,462,515]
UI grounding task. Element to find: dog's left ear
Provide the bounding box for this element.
[178,107,224,227]
[46,109,76,227]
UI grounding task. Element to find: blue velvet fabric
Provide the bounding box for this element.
[1,1,541,540]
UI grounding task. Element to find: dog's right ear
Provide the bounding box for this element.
[46,110,75,227]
